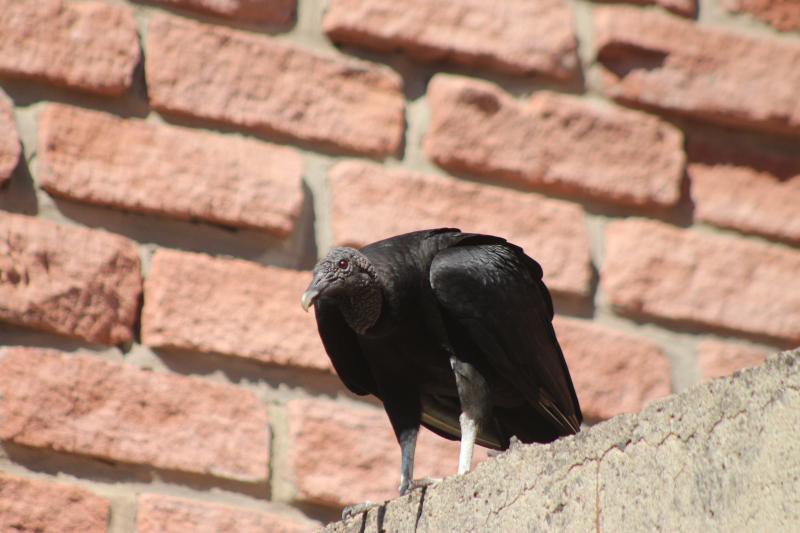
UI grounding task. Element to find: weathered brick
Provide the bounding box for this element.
[0,88,19,185]
[594,6,800,136]
[0,0,139,95]
[721,0,800,31]
[142,249,330,371]
[595,0,696,16]
[0,473,110,533]
[146,14,404,157]
[696,340,768,382]
[554,317,671,421]
[137,494,317,533]
[139,0,295,24]
[0,212,141,345]
[38,104,303,237]
[287,398,489,507]
[688,137,800,245]
[324,0,577,79]
[328,161,592,299]
[425,75,684,208]
[601,219,800,344]
[0,347,269,482]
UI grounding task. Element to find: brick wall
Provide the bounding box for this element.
[0,0,798,531]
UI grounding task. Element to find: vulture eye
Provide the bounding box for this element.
[337,258,349,270]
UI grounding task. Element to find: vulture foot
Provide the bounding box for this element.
[400,476,441,495]
[342,501,381,521]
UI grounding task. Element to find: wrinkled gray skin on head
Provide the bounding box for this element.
[301,247,383,334]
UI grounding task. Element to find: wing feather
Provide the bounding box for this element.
[430,240,582,436]
[314,299,377,397]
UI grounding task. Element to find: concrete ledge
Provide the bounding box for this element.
[324,349,800,532]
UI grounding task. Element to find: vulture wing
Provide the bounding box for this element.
[429,236,582,438]
[314,299,378,397]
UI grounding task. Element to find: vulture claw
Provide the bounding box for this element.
[341,501,382,521]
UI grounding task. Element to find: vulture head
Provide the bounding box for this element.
[301,247,382,334]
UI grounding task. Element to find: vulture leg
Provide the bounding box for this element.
[382,389,426,495]
[450,357,491,475]
[398,427,418,495]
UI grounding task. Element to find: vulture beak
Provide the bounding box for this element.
[300,288,320,312]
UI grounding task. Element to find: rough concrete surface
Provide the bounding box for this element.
[324,349,800,532]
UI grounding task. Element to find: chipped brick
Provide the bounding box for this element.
[0,212,141,345]
[697,340,768,381]
[0,0,139,95]
[601,219,800,344]
[554,317,671,420]
[146,14,404,157]
[0,88,19,185]
[688,137,800,245]
[137,494,317,533]
[0,347,269,482]
[595,6,800,136]
[324,0,577,79]
[141,249,330,371]
[140,0,295,24]
[38,104,303,236]
[426,75,684,207]
[287,398,489,507]
[0,473,110,533]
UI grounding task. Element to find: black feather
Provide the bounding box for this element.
[308,228,582,453]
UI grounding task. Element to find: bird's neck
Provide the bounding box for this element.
[339,284,382,335]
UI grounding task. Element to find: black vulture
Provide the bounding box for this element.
[301,228,581,500]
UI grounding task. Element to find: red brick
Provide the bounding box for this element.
[0,88,19,185]
[594,7,800,137]
[688,137,800,245]
[38,104,303,237]
[553,317,671,421]
[595,0,696,16]
[286,398,489,507]
[140,0,295,24]
[601,219,800,344]
[0,473,110,533]
[0,347,269,482]
[0,0,139,96]
[721,0,800,31]
[697,340,768,382]
[0,212,141,345]
[137,494,317,533]
[146,14,403,157]
[141,249,330,371]
[328,161,592,299]
[323,0,577,79]
[425,75,684,208]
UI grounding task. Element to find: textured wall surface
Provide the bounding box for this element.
[1,0,799,531]
[325,350,800,532]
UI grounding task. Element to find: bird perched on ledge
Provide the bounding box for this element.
[301,229,581,504]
